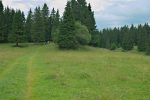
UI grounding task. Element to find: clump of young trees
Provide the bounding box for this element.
[57,0,93,49]
[57,1,78,49]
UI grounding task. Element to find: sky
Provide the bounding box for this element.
[2,0,150,30]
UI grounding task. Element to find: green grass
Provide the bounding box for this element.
[0,43,150,100]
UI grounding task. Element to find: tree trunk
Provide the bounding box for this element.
[16,42,19,47]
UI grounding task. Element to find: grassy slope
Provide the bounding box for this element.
[0,43,150,100]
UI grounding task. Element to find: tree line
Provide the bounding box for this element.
[0,1,60,46]
[0,0,150,54]
[0,0,96,48]
[93,24,150,55]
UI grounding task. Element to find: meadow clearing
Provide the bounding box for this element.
[0,43,150,100]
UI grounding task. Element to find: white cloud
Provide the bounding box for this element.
[3,0,111,14]
[2,0,150,29]
[87,0,111,12]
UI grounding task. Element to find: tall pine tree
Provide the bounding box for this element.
[53,9,60,32]
[25,9,32,42]
[70,0,97,46]
[137,24,147,51]
[58,1,78,49]
[8,10,25,46]
[42,3,49,42]
[49,8,56,41]
[32,7,44,43]
[146,35,150,55]
[71,0,79,21]
[51,9,60,42]
[122,25,134,50]
[0,0,3,13]
[0,0,4,41]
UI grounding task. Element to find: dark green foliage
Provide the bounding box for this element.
[52,28,59,43]
[87,3,96,33]
[130,24,138,45]
[110,43,117,50]
[90,30,100,47]
[70,0,78,21]
[52,9,60,33]
[50,8,56,34]
[0,0,3,13]
[48,8,56,41]
[8,10,25,46]
[70,0,97,45]
[50,8,56,22]
[75,22,91,45]
[122,26,133,50]
[98,24,150,54]
[137,24,147,51]
[3,8,15,43]
[146,36,150,55]
[0,0,4,41]
[51,9,60,42]
[25,9,32,42]
[50,8,60,41]
[76,0,88,26]
[31,7,44,43]
[42,3,50,42]
[58,1,78,49]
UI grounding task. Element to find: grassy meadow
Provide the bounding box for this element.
[0,43,150,100]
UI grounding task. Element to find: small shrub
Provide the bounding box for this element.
[75,22,91,45]
[110,43,117,50]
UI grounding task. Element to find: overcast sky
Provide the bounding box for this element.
[2,0,150,29]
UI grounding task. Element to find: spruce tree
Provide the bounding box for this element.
[90,30,100,47]
[0,0,3,13]
[87,3,97,45]
[25,9,32,42]
[76,0,88,26]
[50,8,56,25]
[146,35,150,55]
[8,10,25,46]
[32,7,44,43]
[0,0,4,41]
[70,0,78,21]
[53,9,60,31]
[130,24,137,45]
[51,8,56,18]
[2,8,15,43]
[122,26,133,50]
[42,3,49,42]
[71,0,97,46]
[49,8,56,41]
[87,3,96,33]
[51,9,60,41]
[48,16,52,41]
[137,24,147,51]
[58,1,78,49]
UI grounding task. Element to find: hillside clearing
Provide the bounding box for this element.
[0,44,150,100]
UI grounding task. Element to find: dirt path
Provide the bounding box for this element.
[25,55,34,100]
[25,47,41,100]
